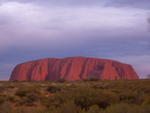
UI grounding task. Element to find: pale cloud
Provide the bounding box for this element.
[0,1,149,50]
[1,0,150,10]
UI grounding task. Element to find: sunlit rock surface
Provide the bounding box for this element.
[10,57,139,81]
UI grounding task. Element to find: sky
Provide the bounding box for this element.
[0,0,150,80]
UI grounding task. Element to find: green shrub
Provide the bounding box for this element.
[15,90,29,97]
[56,101,82,113]
[46,86,61,93]
[119,91,144,104]
[8,96,18,103]
[87,105,101,113]
[45,95,64,108]
[0,95,7,105]
[143,95,150,105]
[104,103,150,113]
[104,103,131,113]
[57,78,66,83]
[83,78,100,82]
[25,93,40,106]
[17,92,41,106]
[74,88,119,109]
[13,106,49,113]
[0,86,6,92]
[15,88,41,106]
[88,78,100,81]
[0,102,12,113]
[137,105,150,113]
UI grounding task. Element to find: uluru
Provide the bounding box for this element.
[9,56,139,81]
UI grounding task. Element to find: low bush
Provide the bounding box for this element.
[57,78,66,83]
[0,86,6,92]
[103,103,150,113]
[46,86,61,93]
[0,95,7,105]
[15,90,29,97]
[0,102,12,113]
[83,78,100,82]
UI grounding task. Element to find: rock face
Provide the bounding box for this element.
[10,57,139,81]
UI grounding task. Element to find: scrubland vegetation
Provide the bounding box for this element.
[0,79,150,113]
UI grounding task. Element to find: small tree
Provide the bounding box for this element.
[57,78,66,83]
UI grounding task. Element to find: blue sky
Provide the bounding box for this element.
[0,0,150,80]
